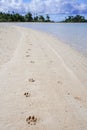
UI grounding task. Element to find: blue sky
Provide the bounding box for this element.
[0,0,87,21]
[23,0,31,2]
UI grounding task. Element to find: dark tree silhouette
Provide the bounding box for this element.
[38,15,45,22]
[25,12,33,22]
[45,14,50,22]
[63,15,87,23]
[0,11,52,22]
[33,16,39,22]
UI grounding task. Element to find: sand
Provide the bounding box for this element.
[0,24,87,130]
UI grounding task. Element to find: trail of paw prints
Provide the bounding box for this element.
[24,79,37,126]
[24,92,30,97]
[26,116,37,125]
[25,48,31,57]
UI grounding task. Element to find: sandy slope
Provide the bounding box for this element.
[0,25,21,66]
[0,25,87,130]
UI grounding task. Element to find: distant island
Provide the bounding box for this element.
[0,12,87,23]
[62,15,87,23]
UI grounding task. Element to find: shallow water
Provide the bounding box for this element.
[17,23,87,56]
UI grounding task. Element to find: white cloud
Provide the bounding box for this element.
[0,0,27,13]
[0,0,87,15]
[28,0,87,14]
[74,3,87,12]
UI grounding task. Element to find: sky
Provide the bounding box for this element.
[0,0,87,21]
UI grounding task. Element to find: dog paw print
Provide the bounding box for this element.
[26,51,28,53]
[74,96,81,101]
[28,78,35,82]
[24,92,30,97]
[57,81,63,84]
[67,93,70,95]
[26,116,37,125]
[29,44,32,45]
[30,61,35,63]
[26,55,30,57]
[28,49,31,51]
[50,60,53,63]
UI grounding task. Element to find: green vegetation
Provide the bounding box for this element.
[63,15,87,23]
[0,12,25,22]
[0,12,86,23]
[25,12,33,22]
[0,12,51,22]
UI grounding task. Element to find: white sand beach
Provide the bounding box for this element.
[0,24,87,130]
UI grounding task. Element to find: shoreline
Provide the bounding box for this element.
[15,22,87,57]
[1,22,87,57]
[0,25,87,130]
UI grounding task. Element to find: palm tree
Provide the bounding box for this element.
[34,16,39,22]
[39,15,45,22]
[46,14,50,22]
[25,12,33,22]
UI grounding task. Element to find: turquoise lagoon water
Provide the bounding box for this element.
[17,23,87,56]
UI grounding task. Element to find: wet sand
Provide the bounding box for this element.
[0,24,87,130]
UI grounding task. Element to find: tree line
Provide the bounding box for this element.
[0,12,51,22]
[0,12,87,23]
[63,15,87,23]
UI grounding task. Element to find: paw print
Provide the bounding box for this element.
[28,78,35,82]
[24,92,30,97]
[26,116,37,125]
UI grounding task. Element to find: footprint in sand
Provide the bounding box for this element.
[26,55,30,57]
[28,78,35,82]
[74,96,81,101]
[26,51,29,54]
[30,61,35,63]
[57,81,63,85]
[28,49,31,51]
[67,93,70,95]
[50,60,53,63]
[26,116,37,125]
[24,92,30,97]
